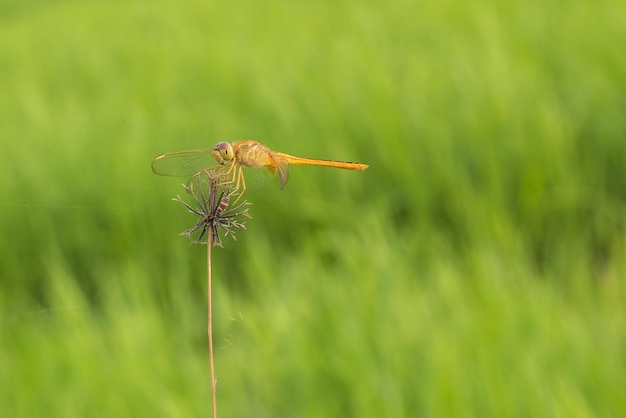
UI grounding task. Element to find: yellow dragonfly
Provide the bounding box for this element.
[152,140,369,198]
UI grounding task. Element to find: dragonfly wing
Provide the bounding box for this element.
[275,157,289,189]
[152,147,217,177]
[186,165,277,196]
[185,166,230,198]
[240,166,280,194]
[187,165,230,184]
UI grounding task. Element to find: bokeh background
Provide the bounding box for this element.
[1,0,625,416]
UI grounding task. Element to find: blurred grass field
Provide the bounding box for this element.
[1,0,625,416]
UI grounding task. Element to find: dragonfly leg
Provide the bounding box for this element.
[204,161,238,192]
[225,159,238,180]
[230,167,247,206]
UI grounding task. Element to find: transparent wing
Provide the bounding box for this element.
[273,155,290,189]
[151,147,218,177]
[189,165,284,196]
[239,165,284,193]
[235,154,289,193]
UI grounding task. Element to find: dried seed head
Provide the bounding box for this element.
[173,173,251,247]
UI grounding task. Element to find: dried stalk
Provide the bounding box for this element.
[172,175,251,418]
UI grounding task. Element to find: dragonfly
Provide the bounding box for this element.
[152,140,369,199]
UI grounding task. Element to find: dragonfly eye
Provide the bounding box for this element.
[212,142,234,164]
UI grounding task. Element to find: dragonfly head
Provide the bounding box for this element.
[212,142,235,165]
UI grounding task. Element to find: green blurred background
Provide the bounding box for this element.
[1,0,625,416]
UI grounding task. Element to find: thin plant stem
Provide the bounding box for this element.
[172,174,251,418]
[207,221,217,418]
